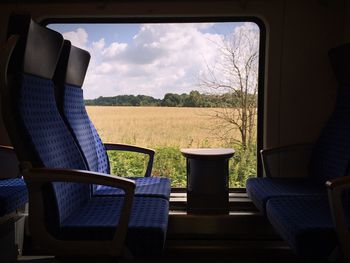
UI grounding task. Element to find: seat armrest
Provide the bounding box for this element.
[23,167,135,256]
[326,177,350,259]
[104,143,155,177]
[326,176,350,190]
[260,143,314,178]
[24,167,135,190]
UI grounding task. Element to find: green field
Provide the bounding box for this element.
[86,106,256,187]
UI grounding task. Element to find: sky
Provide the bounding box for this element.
[49,22,259,99]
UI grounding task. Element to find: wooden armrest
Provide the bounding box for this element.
[326,176,350,259]
[260,143,313,178]
[261,143,314,156]
[23,167,135,256]
[25,167,135,191]
[326,176,350,190]
[104,143,155,155]
[0,145,14,151]
[104,143,155,177]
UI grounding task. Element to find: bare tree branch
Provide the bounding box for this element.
[198,23,259,149]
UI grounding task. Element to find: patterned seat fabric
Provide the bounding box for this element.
[60,196,169,256]
[266,196,350,259]
[58,46,170,200]
[247,86,350,214]
[310,86,350,183]
[0,178,28,217]
[10,27,169,255]
[247,43,350,259]
[62,85,98,172]
[62,85,107,175]
[89,118,171,199]
[89,119,110,174]
[246,177,325,214]
[19,75,87,171]
[19,75,169,253]
[18,73,90,234]
[247,65,350,214]
[94,177,171,198]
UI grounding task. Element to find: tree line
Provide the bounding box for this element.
[85,90,257,108]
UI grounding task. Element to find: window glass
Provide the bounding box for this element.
[49,22,260,188]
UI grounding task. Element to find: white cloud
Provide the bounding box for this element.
[62,23,259,99]
[62,28,88,49]
[92,38,105,52]
[102,42,128,59]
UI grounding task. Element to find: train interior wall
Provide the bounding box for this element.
[0,1,350,261]
[0,0,349,178]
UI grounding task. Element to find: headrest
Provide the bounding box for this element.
[55,40,91,87]
[24,20,63,79]
[329,43,350,87]
[7,15,63,79]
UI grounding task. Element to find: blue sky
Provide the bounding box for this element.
[50,24,141,45]
[48,22,257,99]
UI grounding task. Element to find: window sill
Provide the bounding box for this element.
[170,190,256,213]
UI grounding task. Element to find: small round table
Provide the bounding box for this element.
[180,148,235,214]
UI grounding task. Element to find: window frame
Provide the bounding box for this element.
[42,16,266,190]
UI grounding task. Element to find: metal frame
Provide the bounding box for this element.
[327,176,350,260]
[105,143,154,177]
[24,165,135,256]
[260,143,314,178]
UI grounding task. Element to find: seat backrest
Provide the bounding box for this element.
[2,18,90,234]
[310,43,350,183]
[54,41,110,175]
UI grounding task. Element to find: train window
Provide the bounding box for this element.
[48,20,264,189]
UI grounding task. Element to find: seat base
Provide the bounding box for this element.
[60,196,169,257]
[93,177,171,200]
[266,196,349,259]
[246,177,325,214]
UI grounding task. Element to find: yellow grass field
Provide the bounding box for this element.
[86,106,240,148]
[86,106,256,187]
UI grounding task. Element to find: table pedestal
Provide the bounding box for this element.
[181,148,234,214]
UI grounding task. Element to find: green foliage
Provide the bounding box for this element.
[108,146,186,187]
[161,93,183,107]
[107,144,256,188]
[108,151,149,177]
[152,147,186,187]
[85,95,161,106]
[229,144,257,188]
[85,90,257,108]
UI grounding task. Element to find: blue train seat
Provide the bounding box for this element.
[247,43,350,214]
[53,40,170,199]
[1,16,168,258]
[261,43,350,260]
